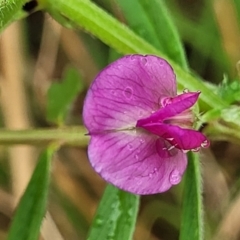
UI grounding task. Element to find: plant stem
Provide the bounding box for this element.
[0,126,88,146]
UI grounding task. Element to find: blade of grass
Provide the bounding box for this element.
[179,152,203,240]
[233,0,240,24]
[115,0,188,69]
[87,185,139,240]
[7,146,56,240]
[167,1,230,77]
[114,0,163,52]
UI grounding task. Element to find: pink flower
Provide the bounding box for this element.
[83,54,209,195]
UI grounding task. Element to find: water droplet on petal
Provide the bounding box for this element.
[130,55,135,60]
[134,154,139,160]
[149,173,153,178]
[124,87,133,99]
[111,90,115,95]
[201,139,210,148]
[160,97,172,107]
[128,144,133,150]
[166,138,174,142]
[96,218,103,226]
[138,110,143,117]
[191,147,200,152]
[111,202,117,209]
[139,138,145,144]
[154,168,157,172]
[156,139,178,158]
[117,64,123,70]
[159,61,164,66]
[168,145,176,151]
[169,169,181,185]
[141,57,147,65]
[94,164,102,173]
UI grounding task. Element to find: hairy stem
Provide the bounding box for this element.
[0,126,88,146]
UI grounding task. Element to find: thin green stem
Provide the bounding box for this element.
[205,121,240,145]
[0,126,88,146]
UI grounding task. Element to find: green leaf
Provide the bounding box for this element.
[218,75,240,104]
[167,1,230,76]
[115,0,188,69]
[44,0,227,111]
[114,0,163,51]
[7,147,56,240]
[233,0,240,24]
[179,152,203,240]
[45,0,158,54]
[87,185,139,240]
[0,0,26,33]
[47,66,84,125]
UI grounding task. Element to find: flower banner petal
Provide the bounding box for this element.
[83,55,177,133]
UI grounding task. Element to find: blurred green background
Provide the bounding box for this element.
[1,0,240,239]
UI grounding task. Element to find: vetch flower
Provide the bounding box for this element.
[83,54,209,195]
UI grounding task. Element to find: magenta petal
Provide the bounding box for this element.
[137,92,200,126]
[83,55,177,133]
[88,130,187,194]
[138,123,207,150]
[155,138,179,158]
[163,91,200,106]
